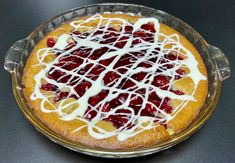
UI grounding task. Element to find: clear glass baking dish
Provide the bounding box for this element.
[4,3,231,158]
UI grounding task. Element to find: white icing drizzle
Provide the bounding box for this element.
[53,34,71,50]
[30,14,206,141]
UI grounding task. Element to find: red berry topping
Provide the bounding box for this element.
[41,83,58,91]
[140,23,156,32]
[46,38,56,47]
[85,108,97,121]
[41,22,187,129]
[152,75,170,89]
[54,91,69,102]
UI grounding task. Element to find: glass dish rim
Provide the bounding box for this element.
[5,3,229,158]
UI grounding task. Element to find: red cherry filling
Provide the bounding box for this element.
[41,83,58,91]
[152,75,170,90]
[57,55,83,71]
[103,115,129,128]
[54,91,69,102]
[41,22,187,129]
[88,90,109,106]
[140,23,156,32]
[85,107,97,121]
[165,53,184,61]
[74,81,91,97]
[103,71,120,86]
[175,69,186,79]
[125,25,133,33]
[171,90,184,95]
[114,54,135,69]
[46,38,56,47]
[89,47,109,60]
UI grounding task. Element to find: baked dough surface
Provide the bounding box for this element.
[22,14,207,149]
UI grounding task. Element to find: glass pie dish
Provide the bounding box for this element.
[4,3,231,158]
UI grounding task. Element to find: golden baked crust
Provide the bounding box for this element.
[22,14,207,149]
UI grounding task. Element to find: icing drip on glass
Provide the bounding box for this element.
[30,14,206,141]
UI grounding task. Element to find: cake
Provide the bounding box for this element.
[22,13,207,149]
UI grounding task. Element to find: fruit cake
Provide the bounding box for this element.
[22,13,207,149]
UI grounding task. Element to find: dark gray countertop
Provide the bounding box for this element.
[0,0,234,162]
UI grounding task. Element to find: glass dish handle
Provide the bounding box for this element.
[209,45,231,81]
[4,39,28,73]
